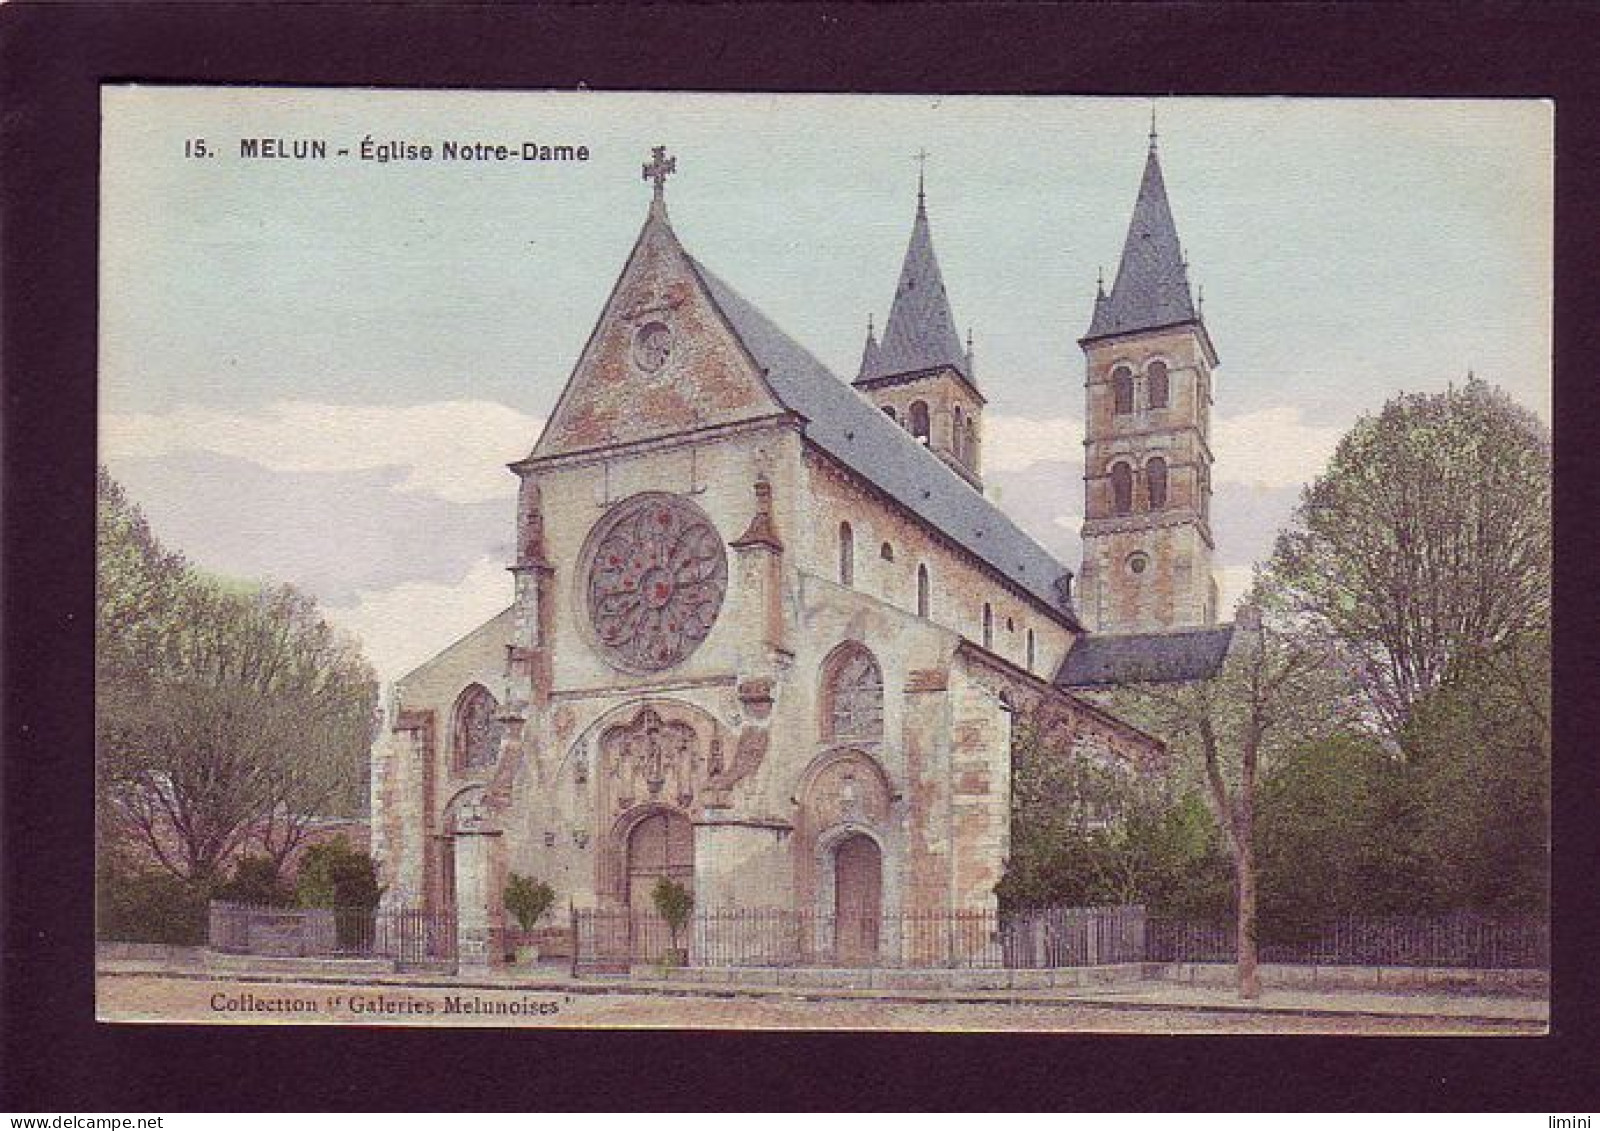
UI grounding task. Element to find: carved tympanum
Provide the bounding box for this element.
[801,751,892,831]
[602,706,700,807]
[586,494,727,672]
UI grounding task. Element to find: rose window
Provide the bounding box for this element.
[585,494,728,671]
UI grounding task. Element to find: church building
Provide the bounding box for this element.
[371,134,1235,968]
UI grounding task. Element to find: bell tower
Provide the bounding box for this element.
[1078,125,1219,633]
[854,155,985,491]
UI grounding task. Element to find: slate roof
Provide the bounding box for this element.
[1084,143,1198,342]
[1055,624,1235,688]
[686,253,1079,625]
[858,319,883,379]
[856,193,972,383]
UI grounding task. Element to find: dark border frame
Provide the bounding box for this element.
[3,0,1598,1112]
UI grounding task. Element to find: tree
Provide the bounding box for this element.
[1401,630,1550,914]
[296,835,383,909]
[96,468,379,886]
[1253,732,1422,935]
[1266,379,1550,741]
[96,466,190,676]
[998,716,1231,917]
[1104,604,1362,998]
[214,854,298,907]
[296,836,383,949]
[96,467,192,853]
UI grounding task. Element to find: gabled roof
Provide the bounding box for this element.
[1055,624,1234,688]
[1084,142,1198,342]
[686,254,1079,625]
[856,191,972,384]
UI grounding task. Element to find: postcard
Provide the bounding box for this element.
[96,88,1551,1033]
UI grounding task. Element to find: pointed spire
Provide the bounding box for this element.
[1085,131,1197,341]
[858,160,972,383]
[857,313,883,380]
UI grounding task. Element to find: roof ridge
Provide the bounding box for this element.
[684,253,1079,625]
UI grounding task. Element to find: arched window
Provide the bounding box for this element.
[982,603,994,649]
[1026,628,1037,673]
[909,401,931,445]
[452,684,502,771]
[880,541,894,562]
[1110,461,1134,516]
[1146,457,1168,511]
[838,522,854,587]
[916,564,930,617]
[823,645,884,741]
[1146,361,1170,409]
[965,418,978,467]
[1112,367,1134,415]
[952,405,965,459]
[881,404,897,423]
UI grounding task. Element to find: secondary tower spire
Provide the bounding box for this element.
[857,155,970,382]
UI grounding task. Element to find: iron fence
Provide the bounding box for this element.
[572,904,1146,972]
[1146,911,1549,969]
[209,901,457,970]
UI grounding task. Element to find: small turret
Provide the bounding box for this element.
[854,156,985,490]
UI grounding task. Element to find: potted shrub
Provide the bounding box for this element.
[503,873,555,965]
[651,877,694,968]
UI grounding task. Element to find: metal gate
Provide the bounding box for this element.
[388,905,458,972]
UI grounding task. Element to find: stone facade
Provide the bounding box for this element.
[1077,134,1221,634]
[370,150,1178,966]
[1078,321,1219,632]
[855,366,985,489]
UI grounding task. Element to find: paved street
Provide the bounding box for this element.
[96,971,1545,1035]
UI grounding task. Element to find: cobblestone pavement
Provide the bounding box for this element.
[96,973,1543,1035]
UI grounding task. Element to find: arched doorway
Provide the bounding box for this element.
[436,786,486,913]
[833,834,882,965]
[625,809,694,914]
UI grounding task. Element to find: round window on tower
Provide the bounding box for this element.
[1127,552,1150,576]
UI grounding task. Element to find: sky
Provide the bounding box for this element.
[99,88,1553,686]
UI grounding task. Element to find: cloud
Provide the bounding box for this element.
[102,399,543,503]
[1211,406,1342,494]
[983,414,1085,474]
[983,407,1340,598]
[323,556,513,687]
[1214,564,1259,618]
[988,406,1340,494]
[104,451,513,605]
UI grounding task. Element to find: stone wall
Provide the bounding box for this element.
[1079,321,1218,632]
[798,449,1075,681]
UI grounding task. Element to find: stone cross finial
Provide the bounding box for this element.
[914,147,929,203]
[643,145,677,201]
